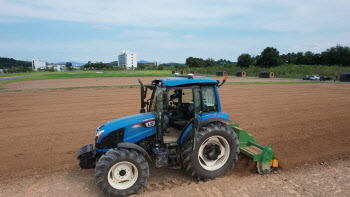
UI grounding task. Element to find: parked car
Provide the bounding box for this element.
[303,75,311,80]
[320,76,331,81]
[310,75,320,80]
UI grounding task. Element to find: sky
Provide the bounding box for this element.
[0,0,350,63]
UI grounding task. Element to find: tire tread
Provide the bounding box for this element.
[181,122,239,180]
[95,148,149,197]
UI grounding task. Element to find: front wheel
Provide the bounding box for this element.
[181,122,239,180]
[95,148,149,197]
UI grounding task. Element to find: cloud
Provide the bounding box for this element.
[0,0,349,62]
[0,0,239,26]
[0,0,348,31]
[119,30,171,39]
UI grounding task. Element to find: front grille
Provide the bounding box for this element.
[96,128,124,149]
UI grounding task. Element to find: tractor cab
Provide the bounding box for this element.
[139,75,223,145]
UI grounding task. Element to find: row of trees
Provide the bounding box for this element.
[0,57,32,68]
[136,64,164,70]
[186,57,236,68]
[83,61,114,70]
[237,45,350,68]
[1,66,33,73]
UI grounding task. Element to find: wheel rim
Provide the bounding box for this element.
[107,161,138,190]
[198,135,230,171]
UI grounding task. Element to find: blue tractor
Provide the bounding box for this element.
[78,75,243,196]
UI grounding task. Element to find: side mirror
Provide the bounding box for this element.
[218,76,228,88]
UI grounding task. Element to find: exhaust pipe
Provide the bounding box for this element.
[138,79,146,113]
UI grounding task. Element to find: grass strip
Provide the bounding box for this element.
[0,72,174,86]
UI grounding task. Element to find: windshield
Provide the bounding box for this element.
[150,85,166,113]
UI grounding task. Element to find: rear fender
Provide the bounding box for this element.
[179,117,232,145]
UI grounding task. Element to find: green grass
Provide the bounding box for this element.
[0,72,41,77]
[1,67,347,87]
[0,70,172,77]
[0,70,174,86]
[192,64,350,78]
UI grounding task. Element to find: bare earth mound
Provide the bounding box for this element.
[0,83,349,196]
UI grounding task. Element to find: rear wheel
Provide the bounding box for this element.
[95,148,149,197]
[181,122,239,180]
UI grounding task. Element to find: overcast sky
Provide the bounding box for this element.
[0,0,349,63]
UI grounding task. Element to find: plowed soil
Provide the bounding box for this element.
[1,80,350,196]
[2,76,300,90]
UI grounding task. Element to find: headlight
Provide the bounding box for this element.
[95,130,104,143]
[97,124,105,130]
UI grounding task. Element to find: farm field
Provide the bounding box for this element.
[0,77,349,196]
[2,76,315,91]
[0,69,330,87]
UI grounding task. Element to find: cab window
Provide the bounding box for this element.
[168,88,194,112]
[201,86,218,112]
[150,85,166,113]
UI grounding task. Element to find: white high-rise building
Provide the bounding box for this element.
[32,59,47,71]
[118,50,137,69]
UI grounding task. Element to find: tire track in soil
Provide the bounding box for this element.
[143,178,194,193]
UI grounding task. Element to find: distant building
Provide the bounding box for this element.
[54,64,66,72]
[32,59,47,71]
[144,61,161,66]
[72,63,84,69]
[118,50,137,69]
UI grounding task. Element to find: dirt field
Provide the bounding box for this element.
[1,157,349,197]
[1,78,350,196]
[2,76,301,90]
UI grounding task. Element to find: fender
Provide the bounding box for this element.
[117,142,152,162]
[179,117,232,145]
[200,117,232,127]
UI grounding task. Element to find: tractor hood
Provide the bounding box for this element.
[95,112,157,148]
[101,112,156,132]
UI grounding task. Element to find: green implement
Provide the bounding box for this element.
[230,123,278,174]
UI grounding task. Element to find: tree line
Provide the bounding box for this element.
[83,61,114,70]
[0,57,33,73]
[0,57,32,69]
[185,45,350,68]
[1,66,33,73]
[237,45,350,68]
[186,57,236,68]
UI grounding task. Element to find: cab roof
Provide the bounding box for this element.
[153,76,218,87]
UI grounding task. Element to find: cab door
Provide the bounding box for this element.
[151,85,167,144]
[192,86,202,149]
